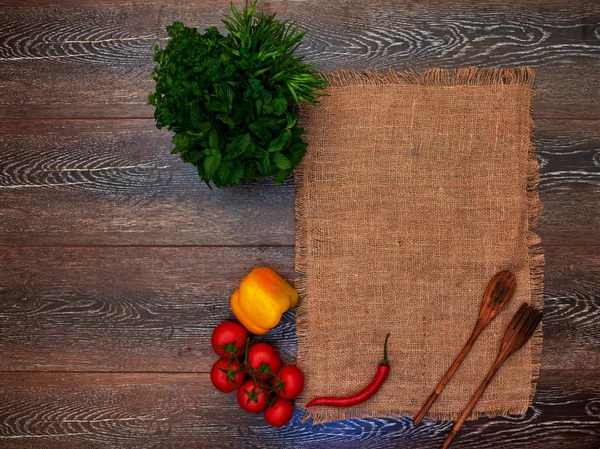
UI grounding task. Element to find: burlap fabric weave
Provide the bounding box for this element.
[295,67,543,423]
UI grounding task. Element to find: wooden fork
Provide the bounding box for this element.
[440,303,543,449]
[414,271,516,425]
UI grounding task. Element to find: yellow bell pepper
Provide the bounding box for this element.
[231,266,299,335]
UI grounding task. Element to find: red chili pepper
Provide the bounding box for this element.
[306,333,391,408]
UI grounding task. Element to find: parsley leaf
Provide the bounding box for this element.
[149,1,327,188]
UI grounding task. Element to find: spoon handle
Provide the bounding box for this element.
[414,323,485,425]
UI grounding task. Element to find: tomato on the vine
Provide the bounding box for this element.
[273,365,304,399]
[211,321,248,358]
[264,398,294,427]
[247,343,281,380]
[237,379,269,413]
[210,359,246,393]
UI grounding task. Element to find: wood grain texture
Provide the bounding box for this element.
[0,370,598,449]
[0,119,598,245]
[0,245,597,372]
[0,1,598,118]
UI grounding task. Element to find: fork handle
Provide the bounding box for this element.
[415,323,485,425]
[440,357,504,449]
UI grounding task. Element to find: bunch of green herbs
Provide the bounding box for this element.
[148,1,327,187]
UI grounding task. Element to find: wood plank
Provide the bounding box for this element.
[0,245,597,372]
[537,120,600,190]
[3,0,595,5]
[0,119,598,246]
[0,120,295,246]
[536,246,600,371]
[0,370,597,449]
[0,1,598,118]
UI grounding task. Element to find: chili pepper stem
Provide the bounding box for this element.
[381,333,391,366]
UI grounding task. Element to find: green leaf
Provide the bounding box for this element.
[188,151,204,163]
[286,82,299,103]
[204,152,221,180]
[216,83,234,110]
[286,112,297,129]
[291,126,305,139]
[271,152,291,170]
[209,102,229,113]
[256,116,286,129]
[245,163,258,179]
[171,133,190,154]
[217,113,235,129]
[225,133,252,160]
[180,151,193,163]
[289,145,307,167]
[272,97,287,116]
[216,160,233,186]
[196,122,212,133]
[273,169,289,184]
[230,164,245,184]
[190,107,201,127]
[260,152,271,174]
[204,147,219,156]
[267,130,291,153]
[190,107,212,132]
[208,127,223,150]
[248,123,272,144]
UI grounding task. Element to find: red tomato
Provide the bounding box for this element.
[247,343,281,380]
[264,398,294,427]
[210,359,246,393]
[273,365,305,399]
[211,321,248,358]
[237,379,269,413]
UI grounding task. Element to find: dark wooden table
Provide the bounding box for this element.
[1,1,599,448]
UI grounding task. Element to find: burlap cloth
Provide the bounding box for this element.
[295,67,543,423]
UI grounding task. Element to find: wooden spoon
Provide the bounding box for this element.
[413,270,516,425]
[440,303,542,449]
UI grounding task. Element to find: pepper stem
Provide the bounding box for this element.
[381,333,391,366]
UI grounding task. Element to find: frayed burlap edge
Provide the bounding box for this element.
[294,67,543,424]
[320,66,535,88]
[526,76,545,421]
